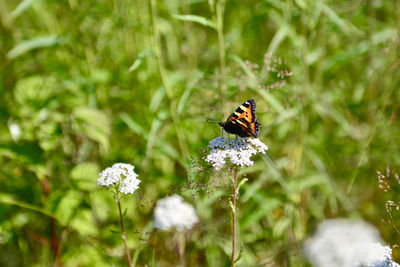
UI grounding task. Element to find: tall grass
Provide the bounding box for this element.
[0,0,399,266]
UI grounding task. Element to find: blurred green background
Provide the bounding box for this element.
[1,0,399,266]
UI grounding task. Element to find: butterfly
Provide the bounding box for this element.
[218,99,260,138]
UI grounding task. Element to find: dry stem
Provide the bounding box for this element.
[117,198,133,267]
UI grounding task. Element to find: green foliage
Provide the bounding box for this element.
[0,0,400,266]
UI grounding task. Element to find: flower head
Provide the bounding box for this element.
[97,163,141,195]
[304,219,400,267]
[154,195,199,232]
[8,122,21,142]
[204,137,268,170]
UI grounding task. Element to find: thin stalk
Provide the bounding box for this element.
[117,197,133,267]
[42,178,62,266]
[347,48,399,194]
[216,0,226,102]
[231,169,239,266]
[149,0,189,159]
[177,232,186,267]
[181,0,198,69]
[347,89,395,193]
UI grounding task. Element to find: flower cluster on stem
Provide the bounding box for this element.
[154,194,199,232]
[97,163,141,267]
[304,219,400,267]
[97,163,141,195]
[205,137,268,170]
[204,136,268,266]
[154,194,199,267]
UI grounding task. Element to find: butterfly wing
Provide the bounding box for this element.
[221,99,260,137]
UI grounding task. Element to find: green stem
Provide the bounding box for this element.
[117,197,133,267]
[181,0,198,69]
[231,169,239,266]
[177,232,186,267]
[346,61,398,194]
[216,0,226,102]
[149,0,189,159]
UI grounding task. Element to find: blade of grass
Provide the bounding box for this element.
[172,14,216,29]
[7,35,63,59]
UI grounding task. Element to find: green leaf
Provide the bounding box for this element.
[0,193,56,219]
[273,217,291,237]
[72,107,111,153]
[0,142,45,165]
[268,24,289,54]
[149,86,166,113]
[287,174,324,193]
[321,3,362,35]
[70,209,97,236]
[120,112,147,139]
[14,75,57,110]
[172,14,216,29]
[177,71,203,114]
[233,243,243,263]
[242,196,281,228]
[132,242,146,267]
[10,0,38,19]
[128,48,152,72]
[237,178,248,192]
[63,245,109,267]
[70,162,100,191]
[229,200,234,212]
[7,35,62,59]
[90,191,113,221]
[325,28,397,70]
[52,190,82,226]
[259,88,285,113]
[230,55,257,81]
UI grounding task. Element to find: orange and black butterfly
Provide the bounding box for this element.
[218,99,260,138]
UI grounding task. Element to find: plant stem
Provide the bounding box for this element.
[216,0,226,102]
[177,232,186,267]
[231,169,239,266]
[117,197,133,267]
[42,178,61,266]
[149,0,190,160]
[181,0,198,70]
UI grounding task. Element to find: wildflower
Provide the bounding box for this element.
[205,137,268,170]
[97,163,140,195]
[8,122,21,142]
[154,195,199,232]
[304,218,400,267]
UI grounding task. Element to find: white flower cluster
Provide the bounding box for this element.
[97,163,141,195]
[154,195,199,232]
[205,137,268,170]
[8,122,21,142]
[304,219,400,267]
[362,243,400,267]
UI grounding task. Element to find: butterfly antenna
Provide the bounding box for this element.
[207,118,220,123]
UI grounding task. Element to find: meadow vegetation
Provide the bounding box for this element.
[0,0,399,266]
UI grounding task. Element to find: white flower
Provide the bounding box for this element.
[360,243,400,267]
[97,163,141,195]
[204,137,268,170]
[304,218,400,267]
[154,195,199,232]
[8,122,21,142]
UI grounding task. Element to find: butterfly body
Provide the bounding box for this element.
[219,99,260,138]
